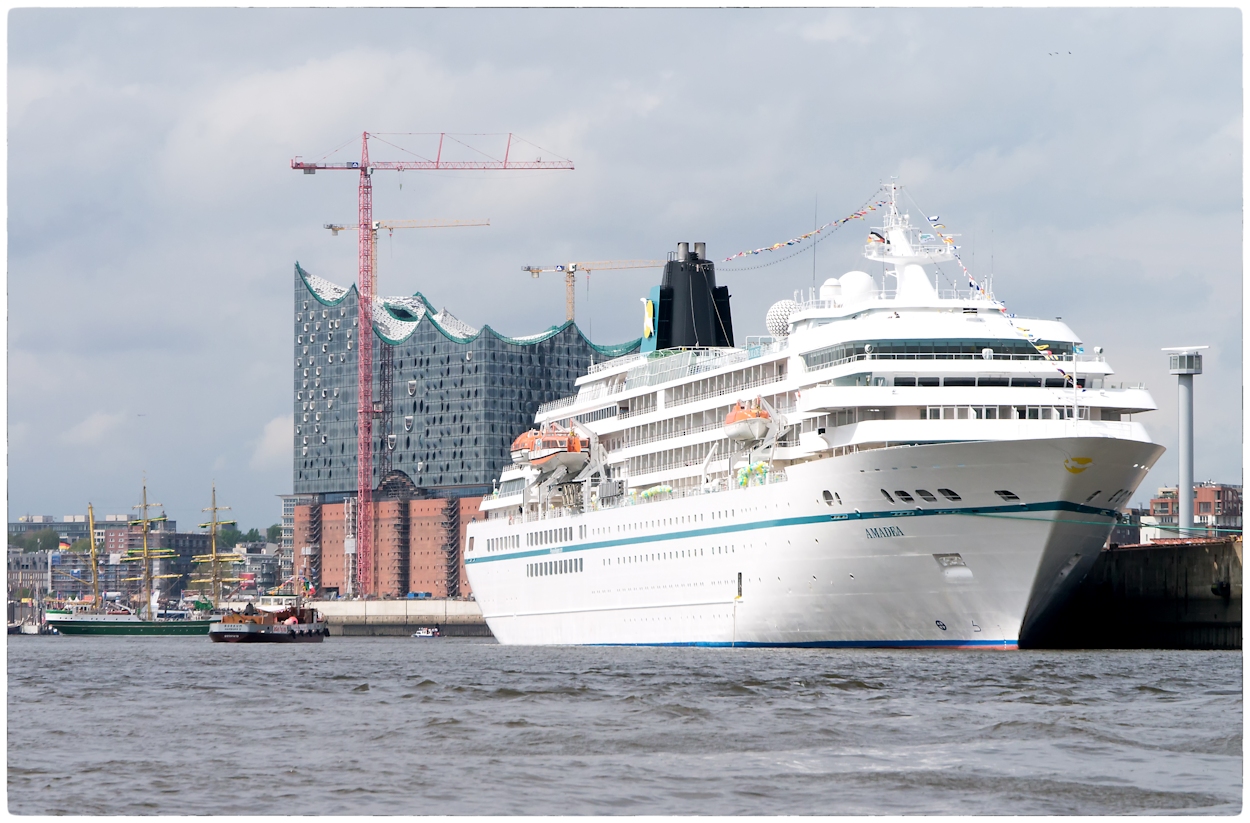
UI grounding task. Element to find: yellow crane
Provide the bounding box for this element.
[324,218,489,236]
[324,218,490,300]
[523,260,666,323]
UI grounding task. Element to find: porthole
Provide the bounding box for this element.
[938,488,962,501]
[880,489,895,504]
[994,490,1020,502]
[915,489,937,502]
[895,490,915,503]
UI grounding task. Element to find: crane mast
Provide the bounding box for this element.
[293,132,572,597]
[523,260,666,322]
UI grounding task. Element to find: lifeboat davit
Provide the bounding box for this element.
[724,399,771,443]
[510,425,590,476]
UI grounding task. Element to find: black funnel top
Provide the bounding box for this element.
[656,245,734,349]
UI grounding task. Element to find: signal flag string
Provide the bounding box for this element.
[721,196,891,264]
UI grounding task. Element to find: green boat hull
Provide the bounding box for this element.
[52,620,214,636]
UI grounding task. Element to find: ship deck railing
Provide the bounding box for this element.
[497,470,790,524]
[807,349,1108,374]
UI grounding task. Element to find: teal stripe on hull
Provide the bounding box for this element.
[590,638,1020,649]
[466,499,1117,565]
[53,620,214,636]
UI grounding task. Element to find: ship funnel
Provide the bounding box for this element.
[644,242,735,350]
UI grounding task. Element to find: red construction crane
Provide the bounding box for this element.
[292,132,572,597]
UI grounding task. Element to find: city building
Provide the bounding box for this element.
[7,550,49,599]
[287,263,639,598]
[1142,482,1242,542]
[10,514,95,545]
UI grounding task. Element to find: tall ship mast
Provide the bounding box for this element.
[464,184,1164,647]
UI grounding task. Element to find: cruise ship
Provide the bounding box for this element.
[464,184,1164,647]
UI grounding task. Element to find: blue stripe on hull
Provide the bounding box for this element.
[467,499,1116,565]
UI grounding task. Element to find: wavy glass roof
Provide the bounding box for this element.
[296,263,640,356]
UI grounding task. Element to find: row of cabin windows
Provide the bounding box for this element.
[878,488,965,505]
[666,361,787,407]
[606,546,722,564]
[895,376,1086,388]
[922,405,1094,420]
[529,527,572,547]
[528,557,583,577]
[487,535,520,553]
[802,339,1076,371]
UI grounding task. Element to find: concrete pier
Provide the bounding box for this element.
[311,598,491,637]
[1030,536,1242,649]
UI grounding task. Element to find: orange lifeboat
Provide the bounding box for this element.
[724,398,771,443]
[510,424,591,476]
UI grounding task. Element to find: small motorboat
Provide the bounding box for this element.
[412,626,440,638]
[724,398,771,443]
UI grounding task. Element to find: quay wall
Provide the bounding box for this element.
[310,599,491,637]
[1031,537,1242,650]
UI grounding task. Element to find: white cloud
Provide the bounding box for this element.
[61,411,127,446]
[250,414,293,470]
[797,12,874,44]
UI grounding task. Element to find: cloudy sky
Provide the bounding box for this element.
[8,8,1242,530]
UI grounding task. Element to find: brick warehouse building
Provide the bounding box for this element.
[289,264,639,598]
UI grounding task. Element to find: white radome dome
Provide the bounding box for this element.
[765,300,799,338]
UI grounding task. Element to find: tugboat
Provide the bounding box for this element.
[209,602,328,643]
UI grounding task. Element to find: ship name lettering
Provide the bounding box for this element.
[865,525,905,539]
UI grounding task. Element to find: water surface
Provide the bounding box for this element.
[7,637,1241,814]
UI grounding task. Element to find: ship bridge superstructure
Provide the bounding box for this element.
[479,183,1157,520]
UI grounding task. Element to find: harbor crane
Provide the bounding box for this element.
[293,132,572,597]
[524,260,666,322]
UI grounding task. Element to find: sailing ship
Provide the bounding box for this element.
[52,485,216,636]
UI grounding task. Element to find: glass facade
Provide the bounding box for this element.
[292,264,639,499]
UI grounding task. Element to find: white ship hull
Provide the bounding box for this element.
[466,435,1162,647]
